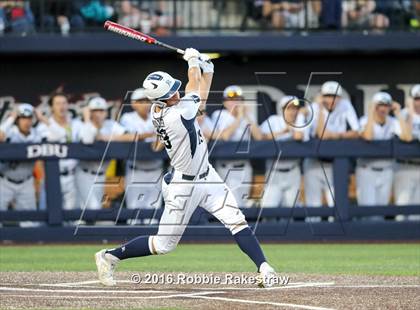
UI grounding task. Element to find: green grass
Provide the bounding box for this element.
[0,244,419,276]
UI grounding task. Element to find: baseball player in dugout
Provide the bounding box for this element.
[95,48,276,288]
[0,104,44,227]
[394,85,420,220]
[76,97,133,210]
[356,92,410,213]
[303,81,359,215]
[211,85,262,208]
[36,93,82,210]
[260,95,306,209]
[120,88,163,224]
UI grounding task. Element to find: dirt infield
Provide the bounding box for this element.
[0,272,419,310]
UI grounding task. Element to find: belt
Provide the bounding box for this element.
[361,165,385,172]
[129,165,162,172]
[182,167,209,181]
[397,159,420,166]
[221,163,245,168]
[60,169,75,176]
[276,165,297,173]
[82,168,104,176]
[0,174,31,185]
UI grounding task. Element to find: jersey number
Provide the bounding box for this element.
[197,129,204,145]
[158,128,172,149]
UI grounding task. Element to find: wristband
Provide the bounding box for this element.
[188,57,200,69]
[0,116,15,133]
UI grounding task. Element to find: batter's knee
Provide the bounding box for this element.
[150,235,180,255]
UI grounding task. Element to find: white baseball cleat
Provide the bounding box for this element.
[257,262,276,288]
[95,249,119,286]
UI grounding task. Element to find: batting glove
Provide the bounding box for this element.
[183,48,200,68]
[199,54,214,74]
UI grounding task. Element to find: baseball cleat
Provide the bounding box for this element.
[95,249,119,286]
[257,262,276,288]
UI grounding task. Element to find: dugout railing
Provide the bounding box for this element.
[0,139,419,242]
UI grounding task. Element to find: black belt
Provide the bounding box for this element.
[182,167,209,181]
[221,163,245,168]
[60,169,74,176]
[361,165,385,172]
[276,165,297,172]
[82,168,104,176]
[129,165,162,172]
[0,174,31,185]
[397,159,420,166]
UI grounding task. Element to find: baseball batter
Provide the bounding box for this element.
[211,85,262,208]
[36,93,82,210]
[394,85,420,214]
[95,48,276,288]
[304,81,359,211]
[260,96,305,208]
[120,88,163,223]
[0,104,44,226]
[76,97,130,210]
[356,92,409,208]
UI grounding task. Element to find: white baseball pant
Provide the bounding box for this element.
[125,168,163,209]
[215,160,253,208]
[356,165,393,206]
[303,159,334,207]
[394,162,420,221]
[150,164,247,255]
[261,164,301,208]
[60,173,77,210]
[76,168,105,210]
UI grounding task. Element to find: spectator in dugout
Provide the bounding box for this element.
[259,95,306,209]
[0,0,35,35]
[36,92,83,211]
[211,86,262,208]
[303,81,359,215]
[394,85,420,220]
[356,92,410,217]
[0,104,44,227]
[76,97,135,210]
[342,0,390,29]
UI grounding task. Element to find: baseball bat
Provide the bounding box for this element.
[104,21,186,56]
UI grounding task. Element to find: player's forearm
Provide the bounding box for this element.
[249,123,263,140]
[397,115,412,142]
[220,119,240,141]
[185,65,201,94]
[341,130,359,139]
[199,72,213,111]
[151,139,165,152]
[362,119,375,140]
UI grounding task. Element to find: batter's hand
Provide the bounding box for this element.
[199,54,214,73]
[183,48,200,62]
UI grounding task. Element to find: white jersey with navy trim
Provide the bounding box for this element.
[120,111,163,170]
[1,125,43,180]
[152,92,208,175]
[78,119,126,173]
[358,115,401,169]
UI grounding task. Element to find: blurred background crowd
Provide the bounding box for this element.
[0,0,420,36]
[1,82,419,226]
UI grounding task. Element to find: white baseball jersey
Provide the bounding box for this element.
[38,116,82,172]
[1,125,43,180]
[358,115,401,169]
[78,120,126,173]
[308,99,360,137]
[211,109,255,141]
[402,108,420,141]
[198,115,215,136]
[260,114,305,169]
[152,92,208,175]
[120,111,162,170]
